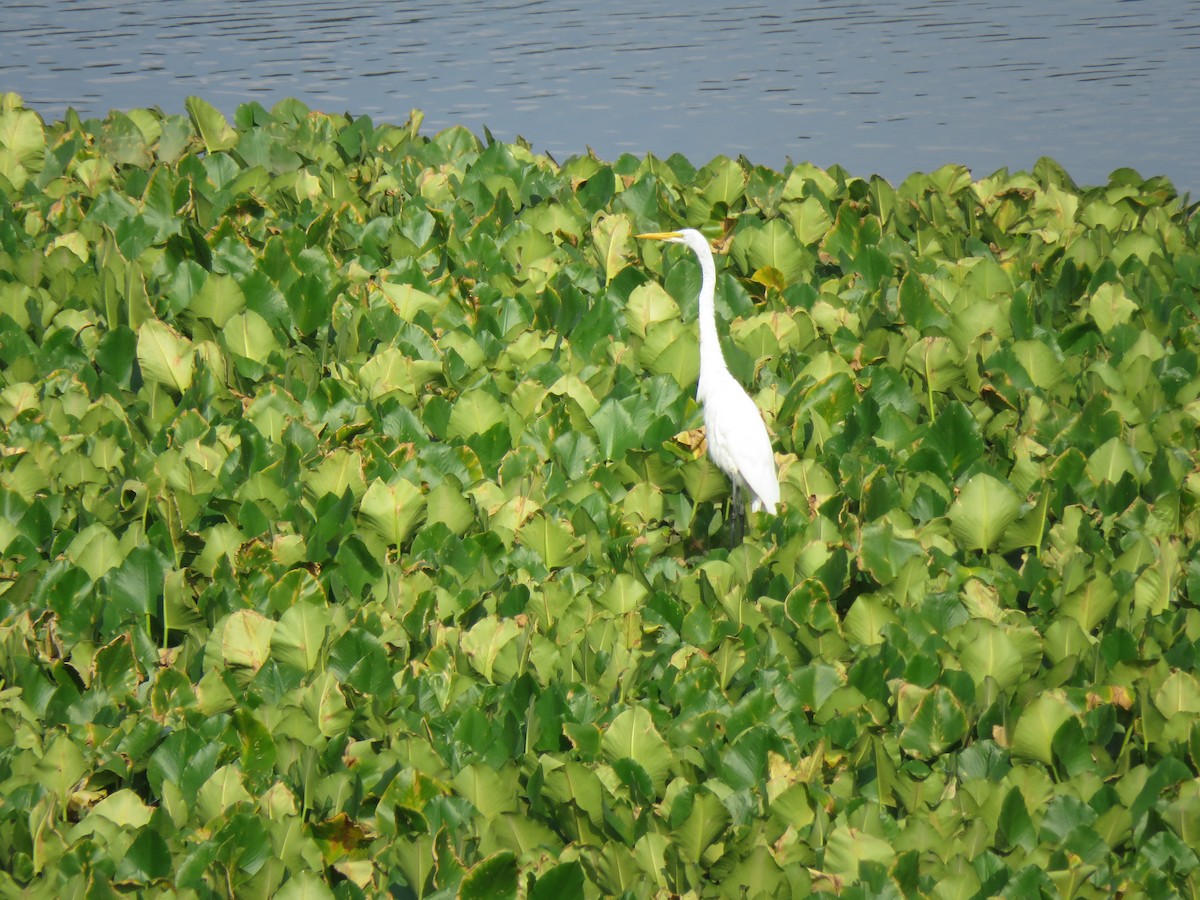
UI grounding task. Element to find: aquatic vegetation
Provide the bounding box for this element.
[2,91,1200,897]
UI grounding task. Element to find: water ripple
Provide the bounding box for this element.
[1,0,1197,189]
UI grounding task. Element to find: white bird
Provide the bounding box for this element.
[636,229,780,529]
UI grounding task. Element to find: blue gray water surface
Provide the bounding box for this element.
[3,0,1199,192]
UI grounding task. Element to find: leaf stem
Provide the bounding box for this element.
[923,339,936,420]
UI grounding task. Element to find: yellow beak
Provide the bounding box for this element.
[635,231,683,241]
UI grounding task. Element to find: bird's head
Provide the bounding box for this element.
[635,228,711,255]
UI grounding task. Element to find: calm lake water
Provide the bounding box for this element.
[4,0,1199,192]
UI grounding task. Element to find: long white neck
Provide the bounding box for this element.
[695,246,726,389]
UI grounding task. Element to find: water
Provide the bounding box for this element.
[3,0,1199,192]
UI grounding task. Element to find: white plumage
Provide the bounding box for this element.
[637,228,780,516]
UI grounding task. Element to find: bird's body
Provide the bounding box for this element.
[637,228,780,517]
[699,366,780,514]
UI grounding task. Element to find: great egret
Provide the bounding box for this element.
[636,229,780,535]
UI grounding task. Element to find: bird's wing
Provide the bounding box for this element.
[705,380,780,513]
[741,452,780,513]
[736,422,780,513]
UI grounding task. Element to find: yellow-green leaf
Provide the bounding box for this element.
[137,319,194,393]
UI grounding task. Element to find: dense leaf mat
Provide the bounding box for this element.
[2,92,1200,897]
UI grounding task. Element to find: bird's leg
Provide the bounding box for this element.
[729,482,745,548]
